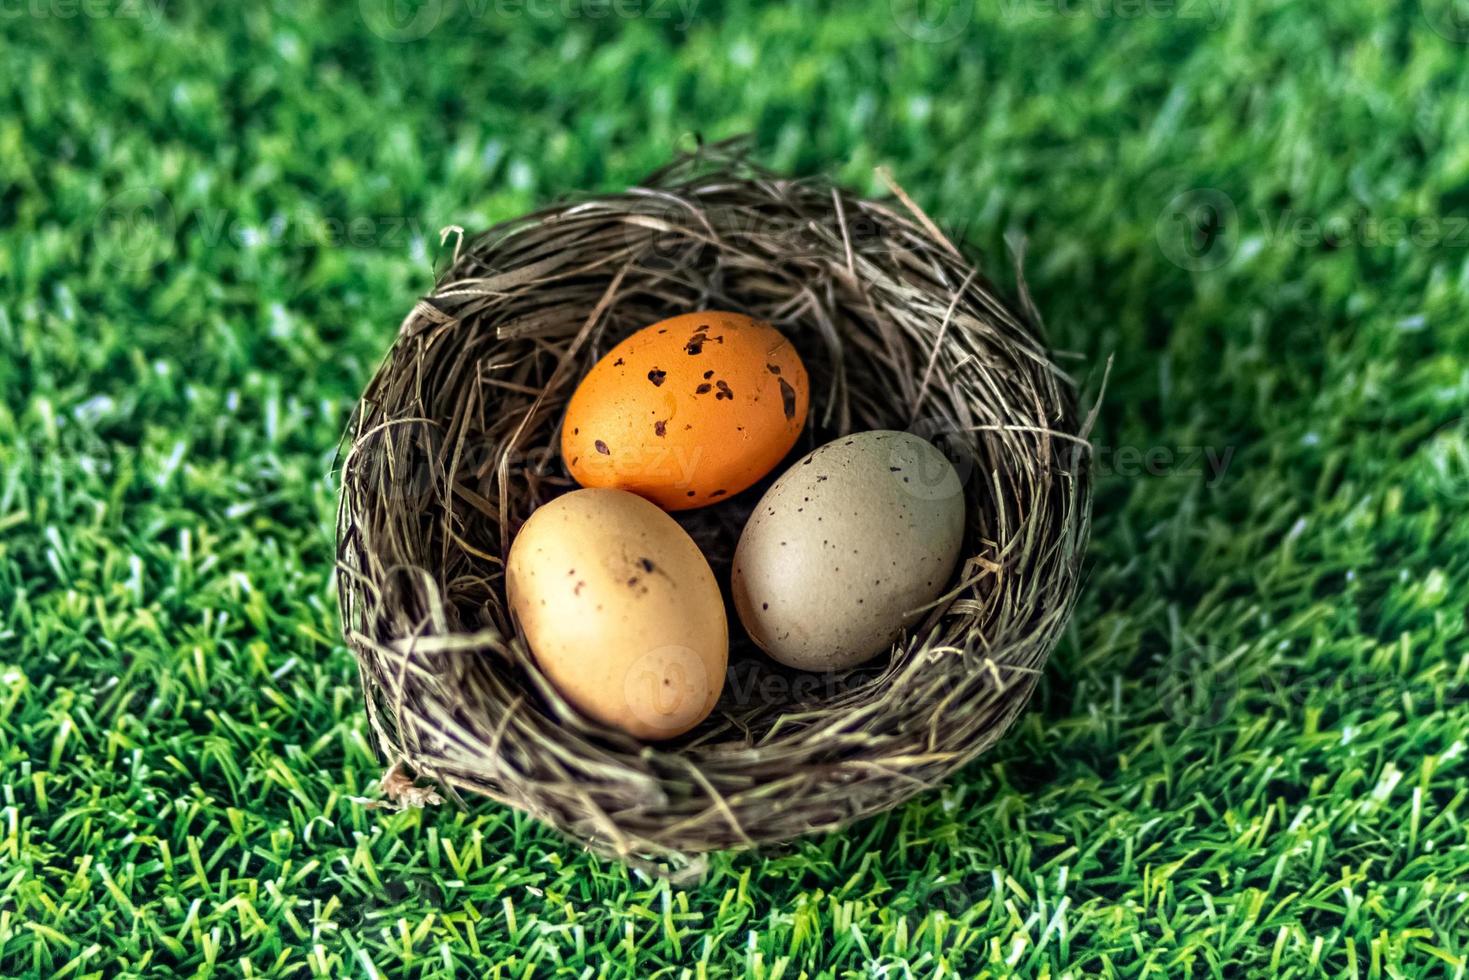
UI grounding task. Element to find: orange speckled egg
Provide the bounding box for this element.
[561,311,809,510]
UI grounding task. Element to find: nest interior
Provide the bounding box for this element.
[337,142,1092,869]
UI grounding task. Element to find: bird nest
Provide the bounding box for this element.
[336,140,1093,874]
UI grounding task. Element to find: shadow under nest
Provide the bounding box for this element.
[336,143,1093,872]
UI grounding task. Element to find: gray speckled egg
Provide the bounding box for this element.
[731,430,966,671]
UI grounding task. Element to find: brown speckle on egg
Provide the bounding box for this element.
[506,489,727,739]
[560,312,808,510]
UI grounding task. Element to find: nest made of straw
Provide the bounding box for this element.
[337,140,1092,871]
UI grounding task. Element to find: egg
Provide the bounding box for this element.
[506,488,728,739]
[561,311,809,510]
[731,430,966,671]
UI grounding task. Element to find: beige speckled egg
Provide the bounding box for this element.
[506,488,727,739]
[731,430,966,671]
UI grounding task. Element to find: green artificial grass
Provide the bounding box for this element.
[3,1,1469,976]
